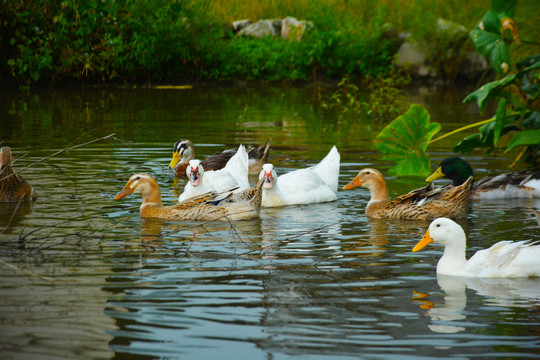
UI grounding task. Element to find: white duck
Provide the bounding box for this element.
[413,217,540,277]
[179,144,250,202]
[258,146,340,207]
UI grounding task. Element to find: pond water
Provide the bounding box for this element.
[1,84,539,359]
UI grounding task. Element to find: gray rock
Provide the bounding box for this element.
[437,18,467,38]
[395,18,487,79]
[237,20,278,38]
[232,20,252,34]
[394,40,436,77]
[281,16,312,40]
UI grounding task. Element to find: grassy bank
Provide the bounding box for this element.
[1,0,537,88]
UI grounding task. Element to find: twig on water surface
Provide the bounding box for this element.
[240,220,342,258]
[313,237,372,267]
[282,221,339,241]
[110,135,136,149]
[0,258,54,282]
[226,217,245,244]
[17,219,75,246]
[4,133,117,179]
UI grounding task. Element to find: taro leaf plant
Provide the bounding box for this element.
[373,104,440,176]
[374,0,539,177]
[452,0,540,166]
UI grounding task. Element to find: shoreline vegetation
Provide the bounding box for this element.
[1,0,538,90]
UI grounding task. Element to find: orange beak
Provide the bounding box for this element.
[342,174,362,190]
[114,186,134,200]
[412,230,434,252]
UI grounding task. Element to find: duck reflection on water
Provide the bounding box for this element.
[414,274,540,334]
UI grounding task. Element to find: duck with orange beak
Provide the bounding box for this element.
[342,168,472,220]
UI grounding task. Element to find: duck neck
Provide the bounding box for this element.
[445,159,473,186]
[367,177,390,202]
[140,182,163,208]
[437,241,468,275]
[262,182,286,207]
[181,148,195,164]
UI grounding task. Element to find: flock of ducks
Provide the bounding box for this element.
[1,142,539,278]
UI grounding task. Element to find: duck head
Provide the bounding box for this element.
[413,217,465,252]
[187,159,204,187]
[343,168,389,201]
[259,163,276,189]
[114,173,158,200]
[0,146,13,170]
[426,157,473,186]
[169,139,194,169]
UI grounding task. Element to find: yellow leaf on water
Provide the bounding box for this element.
[152,85,193,90]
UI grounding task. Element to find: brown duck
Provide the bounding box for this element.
[342,168,472,220]
[0,146,37,202]
[168,139,271,177]
[114,173,263,221]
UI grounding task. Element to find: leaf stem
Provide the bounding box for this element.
[429,118,494,144]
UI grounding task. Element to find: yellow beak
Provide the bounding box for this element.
[342,174,362,190]
[425,166,445,182]
[168,152,181,169]
[412,230,433,252]
[114,186,134,200]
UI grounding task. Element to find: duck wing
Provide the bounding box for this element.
[467,241,540,277]
[384,177,472,220]
[202,149,236,171]
[474,168,540,198]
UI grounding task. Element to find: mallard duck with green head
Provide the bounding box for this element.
[427,157,540,199]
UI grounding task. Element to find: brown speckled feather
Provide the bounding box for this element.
[368,176,473,220]
[0,147,36,203]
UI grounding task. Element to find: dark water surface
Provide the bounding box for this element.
[1,84,539,359]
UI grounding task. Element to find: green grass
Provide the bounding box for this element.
[1,0,537,87]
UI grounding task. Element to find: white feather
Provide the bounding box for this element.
[258,146,340,207]
[179,145,250,202]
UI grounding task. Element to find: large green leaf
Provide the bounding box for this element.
[470,29,510,74]
[517,55,540,72]
[522,111,540,129]
[454,122,520,153]
[493,98,507,146]
[373,104,441,176]
[479,10,500,34]
[505,129,540,152]
[469,5,516,74]
[454,133,484,153]
[462,74,515,111]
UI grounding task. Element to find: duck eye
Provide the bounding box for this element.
[135,176,140,180]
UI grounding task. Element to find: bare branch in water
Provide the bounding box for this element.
[0,258,54,282]
[3,133,117,179]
